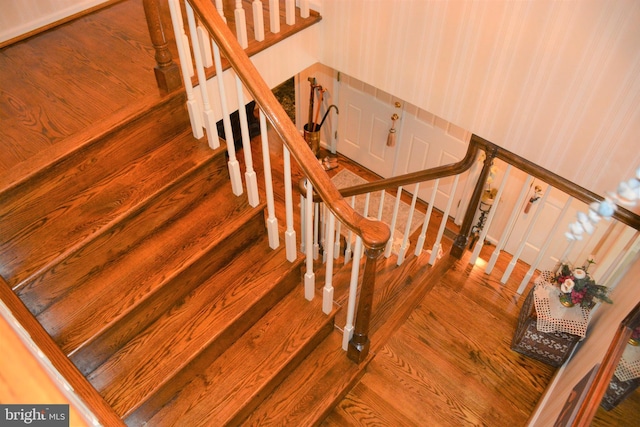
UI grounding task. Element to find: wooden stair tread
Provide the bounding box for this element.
[32,158,253,354]
[0,103,208,289]
[244,330,366,426]
[139,287,334,426]
[88,235,303,418]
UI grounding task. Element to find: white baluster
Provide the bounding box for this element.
[344,197,355,264]
[285,0,295,25]
[517,196,573,294]
[486,175,534,275]
[377,190,385,221]
[235,76,259,206]
[429,175,460,265]
[300,0,310,18]
[384,186,403,258]
[269,0,280,33]
[343,236,363,350]
[235,0,249,49]
[501,185,551,285]
[415,179,439,256]
[283,145,297,261]
[323,212,336,314]
[252,0,265,42]
[300,195,306,251]
[167,0,202,138]
[304,180,315,300]
[397,183,420,265]
[215,0,226,22]
[470,165,512,264]
[197,23,212,67]
[185,4,219,149]
[313,202,320,260]
[334,220,342,259]
[259,110,279,249]
[597,230,640,286]
[211,41,243,195]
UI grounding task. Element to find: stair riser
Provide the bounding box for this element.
[71,209,267,376]
[123,262,304,423]
[231,319,335,426]
[1,94,193,290]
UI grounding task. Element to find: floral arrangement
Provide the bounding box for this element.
[554,259,613,308]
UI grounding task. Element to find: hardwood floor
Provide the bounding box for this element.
[1,1,637,425]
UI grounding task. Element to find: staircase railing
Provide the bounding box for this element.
[310,133,639,302]
[164,0,390,364]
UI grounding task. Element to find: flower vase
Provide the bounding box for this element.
[629,337,640,346]
[559,292,574,307]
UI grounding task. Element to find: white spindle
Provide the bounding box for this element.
[259,110,279,249]
[344,197,356,264]
[197,24,213,67]
[215,0,226,22]
[485,175,534,275]
[283,145,297,261]
[343,236,363,350]
[300,0,310,18]
[313,202,320,260]
[235,76,259,206]
[235,0,249,49]
[360,193,371,260]
[285,0,295,25]
[185,4,219,149]
[470,165,512,264]
[429,175,460,265]
[269,0,280,33]
[397,183,420,265]
[323,212,336,314]
[501,185,551,285]
[211,41,243,195]
[517,196,573,293]
[334,220,342,259]
[300,193,306,253]
[377,190,385,220]
[384,186,403,258]
[415,179,439,256]
[304,180,315,300]
[167,0,202,138]
[252,0,265,41]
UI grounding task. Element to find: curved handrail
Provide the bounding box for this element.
[322,134,640,233]
[188,0,389,250]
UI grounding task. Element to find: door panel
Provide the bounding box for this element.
[395,112,470,216]
[337,83,398,178]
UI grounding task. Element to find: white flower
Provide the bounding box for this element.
[573,269,586,280]
[561,278,575,293]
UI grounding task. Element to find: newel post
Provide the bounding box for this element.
[143,0,182,92]
[450,148,497,259]
[347,245,384,363]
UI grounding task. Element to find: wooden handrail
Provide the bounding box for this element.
[188,0,389,251]
[0,276,125,426]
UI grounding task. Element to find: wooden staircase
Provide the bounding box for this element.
[0,88,355,425]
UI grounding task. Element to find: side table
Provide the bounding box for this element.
[511,285,583,367]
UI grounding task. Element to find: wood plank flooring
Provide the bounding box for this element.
[1,1,637,425]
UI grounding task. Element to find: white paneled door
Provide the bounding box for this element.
[336,81,399,178]
[393,109,470,217]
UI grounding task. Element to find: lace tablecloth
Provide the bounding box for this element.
[533,272,591,338]
[615,343,640,382]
